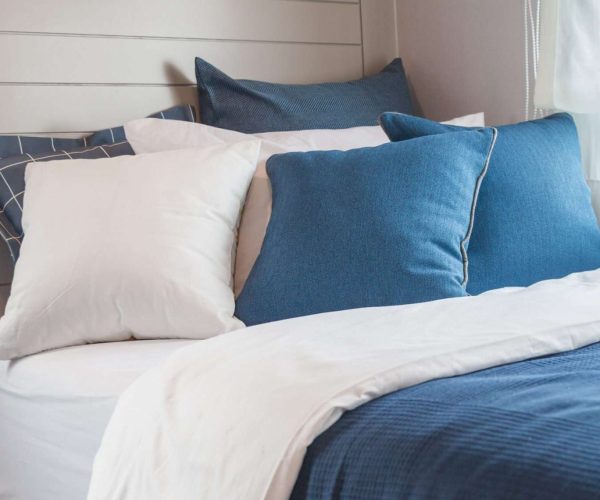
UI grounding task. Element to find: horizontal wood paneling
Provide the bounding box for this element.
[0,35,364,133]
[0,34,362,85]
[0,85,198,133]
[0,0,361,44]
[0,1,365,135]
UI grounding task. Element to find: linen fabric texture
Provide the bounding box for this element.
[195,57,413,133]
[380,112,600,294]
[292,340,600,500]
[235,128,497,326]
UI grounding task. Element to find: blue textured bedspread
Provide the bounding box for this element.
[291,342,600,500]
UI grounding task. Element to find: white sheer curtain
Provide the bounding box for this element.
[536,0,600,218]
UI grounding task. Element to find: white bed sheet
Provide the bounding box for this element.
[0,339,195,500]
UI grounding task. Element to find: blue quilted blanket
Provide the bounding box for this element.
[291,342,600,499]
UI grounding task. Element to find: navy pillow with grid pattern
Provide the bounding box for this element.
[0,104,195,159]
[0,105,196,261]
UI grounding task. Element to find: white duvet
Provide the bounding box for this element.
[88,270,600,500]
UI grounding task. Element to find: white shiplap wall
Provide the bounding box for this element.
[0,0,398,301]
[0,0,365,133]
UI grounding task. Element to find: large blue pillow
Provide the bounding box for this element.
[235,128,497,325]
[379,112,600,294]
[195,57,412,134]
[0,105,196,261]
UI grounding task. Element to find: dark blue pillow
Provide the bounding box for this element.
[0,105,196,261]
[0,104,195,159]
[195,57,412,133]
[379,112,600,294]
[235,129,497,325]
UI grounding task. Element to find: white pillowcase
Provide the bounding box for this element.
[0,141,260,359]
[125,112,485,295]
[443,113,486,127]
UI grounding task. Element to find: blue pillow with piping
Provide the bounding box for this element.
[235,128,497,326]
[0,105,196,261]
[195,57,412,134]
[379,112,600,293]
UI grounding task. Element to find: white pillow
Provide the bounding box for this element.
[443,112,486,127]
[125,112,485,295]
[0,141,260,359]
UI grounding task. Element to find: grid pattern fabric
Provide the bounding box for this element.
[291,341,600,499]
[0,142,134,261]
[0,104,196,261]
[0,105,196,159]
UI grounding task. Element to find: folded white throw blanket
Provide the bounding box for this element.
[88,270,600,500]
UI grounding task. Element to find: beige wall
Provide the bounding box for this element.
[396,0,527,126]
[361,0,399,75]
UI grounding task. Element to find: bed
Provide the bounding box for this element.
[85,272,600,500]
[3,295,600,500]
[2,1,600,499]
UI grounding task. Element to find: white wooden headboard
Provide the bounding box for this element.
[0,0,398,299]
